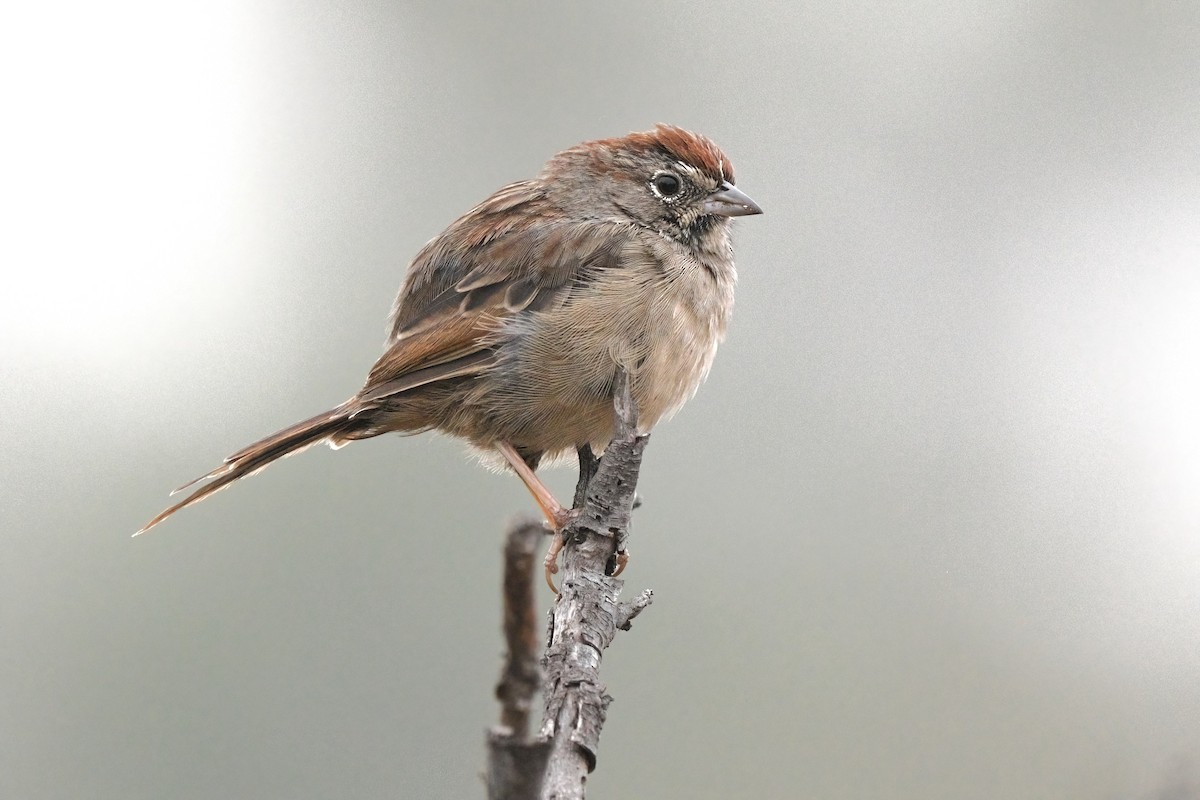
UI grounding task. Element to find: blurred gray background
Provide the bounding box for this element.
[3,1,1198,798]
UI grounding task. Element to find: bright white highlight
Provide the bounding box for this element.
[0,1,254,358]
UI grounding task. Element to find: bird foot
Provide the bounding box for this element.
[544,519,632,593]
[542,507,580,593]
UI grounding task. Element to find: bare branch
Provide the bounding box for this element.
[487,521,552,800]
[496,521,544,735]
[539,370,653,799]
[485,370,654,799]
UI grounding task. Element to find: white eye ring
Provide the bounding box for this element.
[651,172,682,199]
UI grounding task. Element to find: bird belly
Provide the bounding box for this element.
[473,259,731,459]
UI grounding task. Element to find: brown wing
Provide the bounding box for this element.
[359,181,627,404]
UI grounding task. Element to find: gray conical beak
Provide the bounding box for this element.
[702,181,763,217]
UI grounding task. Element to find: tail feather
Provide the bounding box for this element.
[136,401,361,535]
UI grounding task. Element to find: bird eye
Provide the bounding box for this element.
[652,172,681,198]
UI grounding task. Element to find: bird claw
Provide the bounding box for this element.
[545,535,631,594]
[542,508,580,594]
[544,533,563,593]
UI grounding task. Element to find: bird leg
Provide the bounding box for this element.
[495,442,576,592]
[495,442,573,528]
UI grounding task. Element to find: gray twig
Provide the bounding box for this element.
[485,370,653,799]
[538,370,653,799]
[487,521,552,800]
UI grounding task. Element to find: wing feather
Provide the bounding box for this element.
[362,181,629,405]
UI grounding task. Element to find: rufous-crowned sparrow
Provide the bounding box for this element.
[139,124,762,582]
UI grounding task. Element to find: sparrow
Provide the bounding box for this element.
[138,124,762,584]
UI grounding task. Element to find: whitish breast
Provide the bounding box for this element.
[488,231,736,456]
[633,251,735,428]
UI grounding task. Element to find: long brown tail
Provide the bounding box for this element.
[136,400,368,535]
